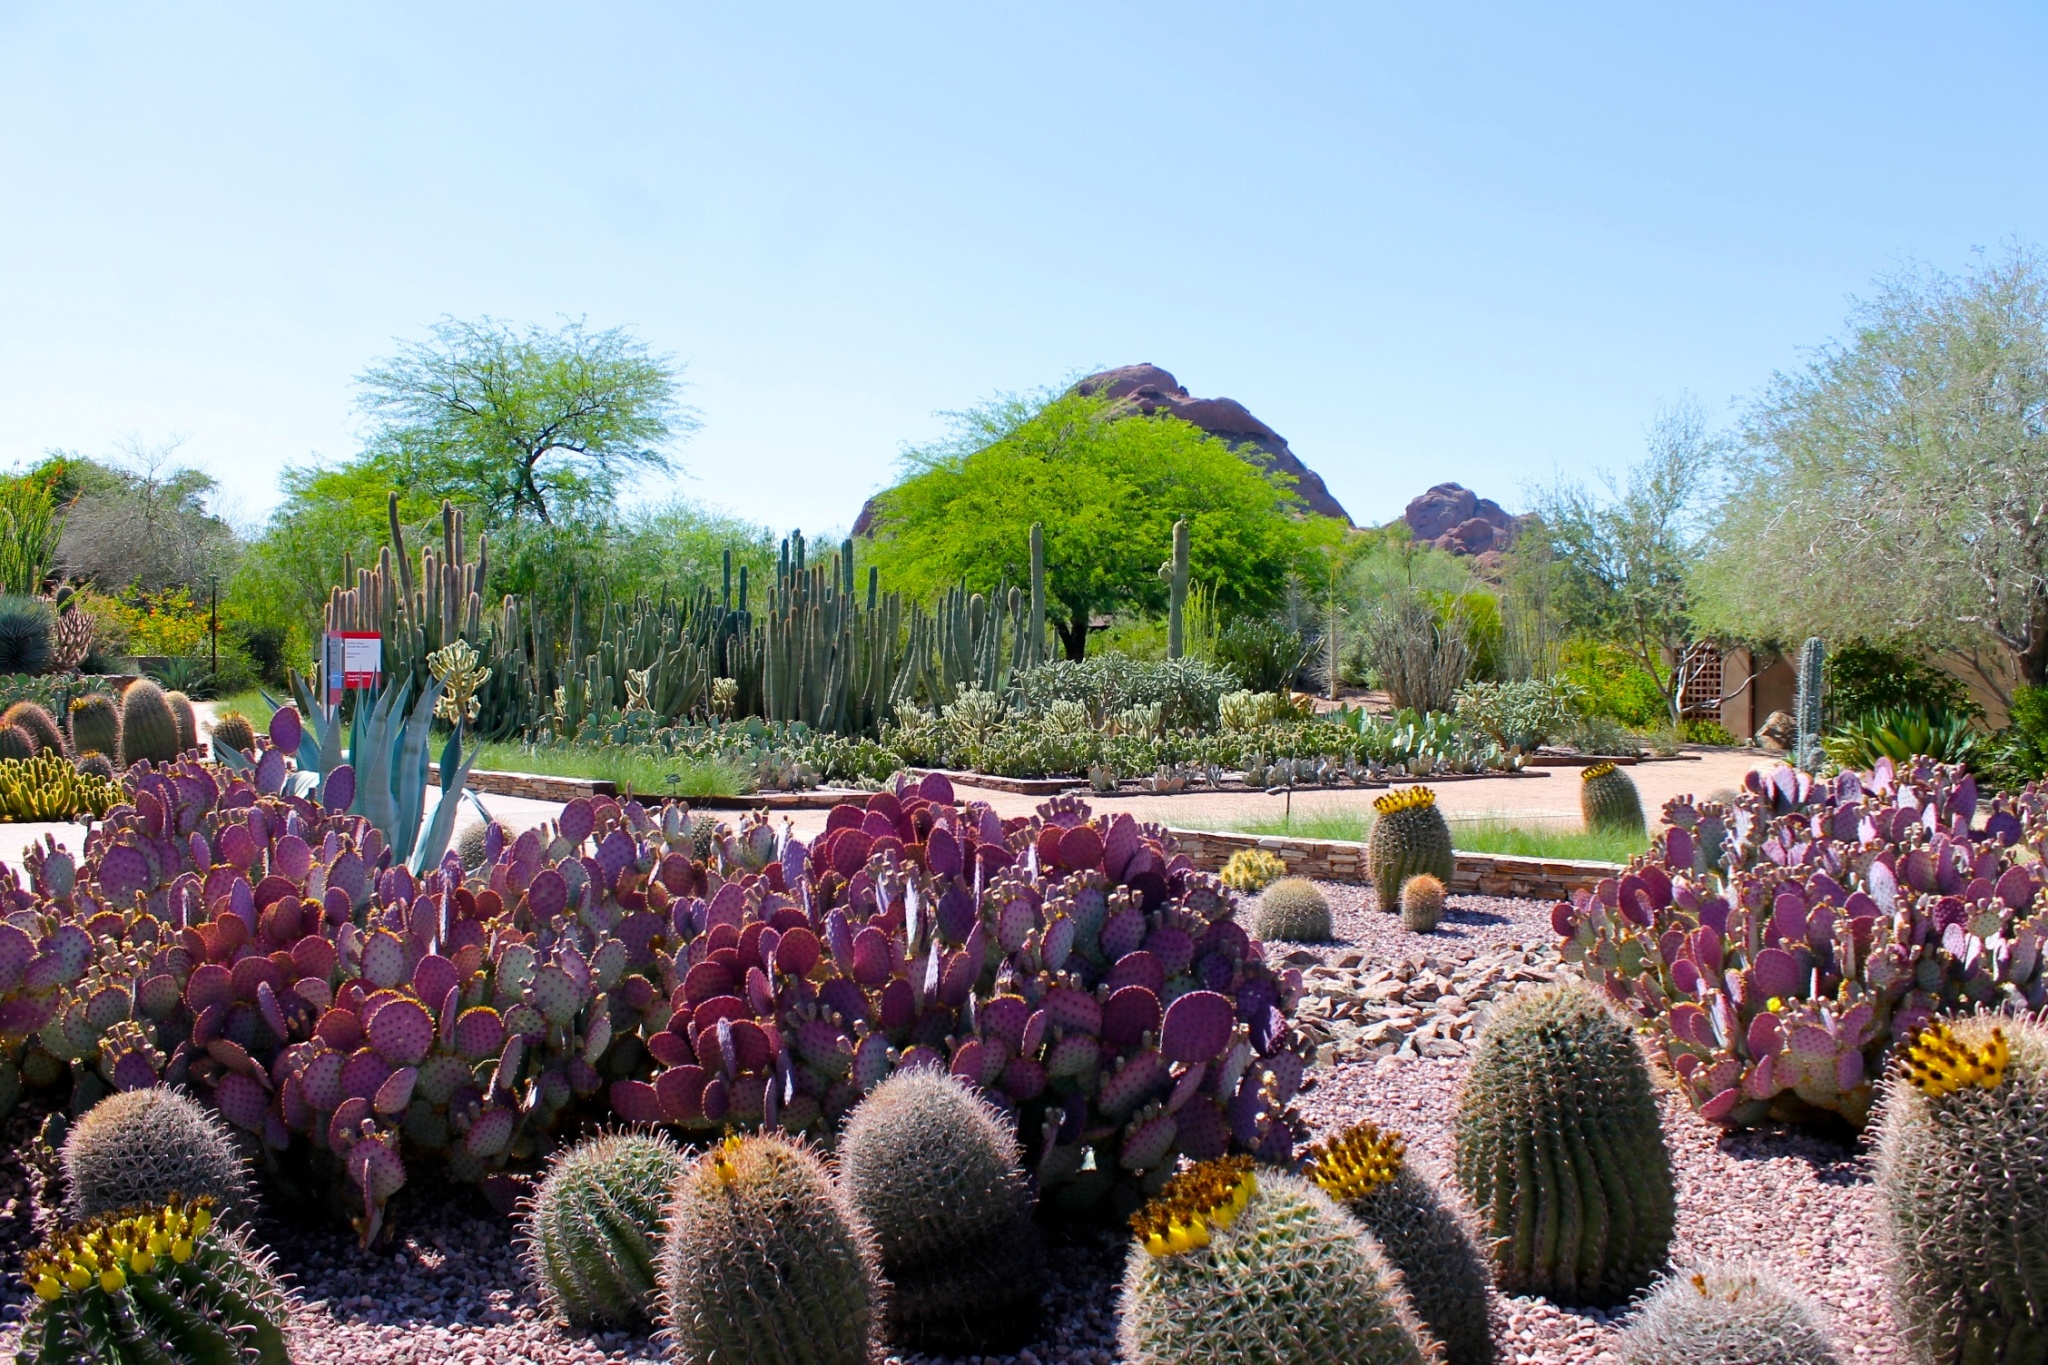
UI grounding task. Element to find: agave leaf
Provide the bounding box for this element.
[215,744,254,774]
[288,671,333,775]
[388,681,442,865]
[410,727,475,875]
[352,681,408,848]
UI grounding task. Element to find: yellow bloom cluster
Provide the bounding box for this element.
[1303,1121,1407,1201]
[1581,761,1618,782]
[709,1133,744,1185]
[25,1195,214,1302]
[1373,786,1438,817]
[1130,1155,1258,1258]
[1901,1021,2010,1097]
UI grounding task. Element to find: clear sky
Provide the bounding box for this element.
[2,3,2043,536]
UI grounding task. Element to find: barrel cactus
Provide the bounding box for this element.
[1119,1155,1435,1365]
[658,1133,882,1365]
[164,689,197,754]
[209,710,255,760]
[61,1087,253,1223]
[67,692,119,763]
[18,1195,293,1365]
[1579,761,1645,833]
[0,723,37,761]
[1368,787,1455,913]
[840,1068,1044,1352]
[1254,877,1332,942]
[524,1131,687,1327]
[75,751,114,781]
[2,700,62,756]
[1221,847,1289,893]
[1619,1261,1842,1365]
[1306,1121,1494,1365]
[1454,980,1675,1305]
[119,679,182,766]
[1878,1016,2048,1365]
[1401,873,1446,933]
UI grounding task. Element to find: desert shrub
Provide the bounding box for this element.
[1453,678,1582,751]
[1364,593,1471,714]
[1012,656,1235,731]
[1213,617,1313,693]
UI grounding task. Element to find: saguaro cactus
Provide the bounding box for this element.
[1163,519,1189,660]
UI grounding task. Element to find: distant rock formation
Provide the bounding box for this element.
[852,363,1350,536]
[1403,483,1519,557]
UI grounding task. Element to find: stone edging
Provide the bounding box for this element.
[435,766,867,810]
[1164,827,1620,902]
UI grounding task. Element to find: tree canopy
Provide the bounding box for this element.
[1693,246,2048,702]
[863,389,1340,658]
[355,316,695,525]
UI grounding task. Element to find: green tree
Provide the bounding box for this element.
[1694,246,2048,704]
[865,390,1336,659]
[1529,398,1718,726]
[356,316,695,525]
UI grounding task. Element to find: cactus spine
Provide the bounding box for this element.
[18,1196,294,1365]
[1454,980,1675,1306]
[1579,761,1645,833]
[1254,877,1333,942]
[119,679,182,766]
[1794,636,1825,772]
[1368,786,1456,914]
[658,1133,881,1365]
[61,1087,253,1223]
[1401,873,1446,933]
[1878,1017,2048,1365]
[1163,518,1190,661]
[1119,1156,1434,1365]
[1306,1122,1496,1365]
[1619,1261,1842,1365]
[840,1070,1044,1352]
[67,693,120,764]
[524,1131,686,1327]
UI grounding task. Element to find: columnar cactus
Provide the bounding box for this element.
[1794,636,1825,772]
[66,692,119,763]
[1401,873,1446,934]
[1368,787,1455,912]
[523,1131,687,1327]
[1454,980,1675,1306]
[18,1196,294,1365]
[840,1068,1044,1352]
[1255,877,1333,942]
[1619,1261,1842,1365]
[1118,1155,1434,1365]
[118,679,182,766]
[1878,1016,2048,1365]
[1579,761,1644,833]
[61,1087,253,1222]
[1306,1121,1495,1365]
[657,1134,882,1365]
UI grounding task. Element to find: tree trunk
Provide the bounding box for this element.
[1056,606,1089,661]
[2022,592,2048,691]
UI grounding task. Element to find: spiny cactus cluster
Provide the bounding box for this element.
[0,752,120,821]
[1220,847,1288,893]
[1401,872,1446,933]
[1119,1155,1434,1365]
[1620,1262,1842,1365]
[1556,758,2048,1130]
[841,1068,1044,1352]
[60,1086,252,1222]
[658,1133,881,1365]
[18,1195,294,1365]
[1879,1015,2048,1365]
[1454,979,1675,1306]
[1579,760,1644,833]
[1254,876,1332,941]
[1368,786,1455,913]
[524,1131,687,1327]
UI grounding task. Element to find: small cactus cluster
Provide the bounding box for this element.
[1368,786,1455,913]
[18,1195,294,1365]
[1557,758,2048,1130]
[1579,761,1645,833]
[1454,980,1675,1306]
[0,752,120,821]
[1254,876,1332,941]
[1119,1155,1435,1365]
[1401,872,1446,933]
[1619,1262,1843,1365]
[1220,847,1289,893]
[60,1087,252,1222]
[524,1131,687,1327]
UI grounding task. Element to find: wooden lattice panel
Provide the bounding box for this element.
[1679,642,1723,718]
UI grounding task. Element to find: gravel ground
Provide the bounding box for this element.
[0,883,1900,1364]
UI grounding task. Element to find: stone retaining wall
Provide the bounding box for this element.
[1164,827,1618,902]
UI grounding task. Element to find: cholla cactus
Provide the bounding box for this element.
[429,639,492,726]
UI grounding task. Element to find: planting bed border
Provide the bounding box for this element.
[930,767,1555,797]
[431,765,869,810]
[1166,825,1620,901]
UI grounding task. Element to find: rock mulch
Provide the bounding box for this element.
[0,881,1905,1364]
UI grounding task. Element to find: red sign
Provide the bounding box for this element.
[324,632,384,707]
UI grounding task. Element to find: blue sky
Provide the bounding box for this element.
[1,3,2042,535]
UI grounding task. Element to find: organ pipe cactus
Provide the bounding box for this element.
[1556,758,2048,1129]
[1794,636,1825,773]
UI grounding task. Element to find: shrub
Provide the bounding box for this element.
[1255,877,1333,942]
[0,594,53,675]
[658,1134,881,1365]
[1826,640,1979,724]
[1825,705,1980,770]
[840,1069,1044,1353]
[523,1131,686,1327]
[1559,638,1668,727]
[1454,980,1674,1306]
[61,1087,252,1222]
[150,656,217,699]
[1400,873,1446,933]
[1213,618,1312,694]
[1118,1156,1434,1365]
[1619,1262,1841,1365]
[1305,1122,1495,1365]
[1220,847,1288,893]
[1368,787,1454,913]
[1012,656,1236,731]
[1364,593,1471,715]
[1878,1016,2048,1365]
[19,1196,293,1365]
[1454,678,1582,751]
